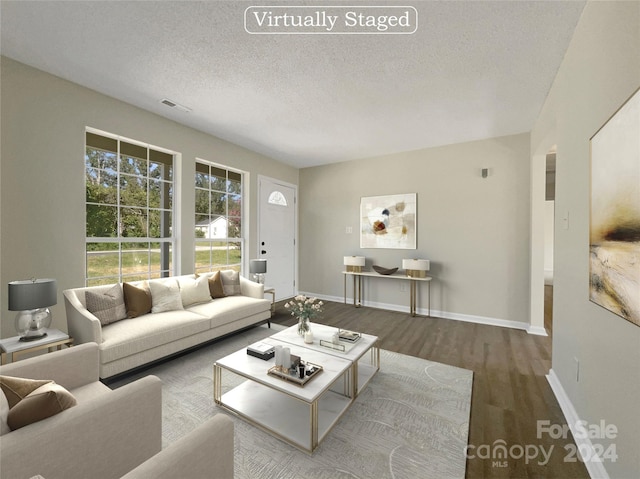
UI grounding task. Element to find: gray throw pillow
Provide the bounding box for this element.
[85,284,127,325]
[220,270,241,296]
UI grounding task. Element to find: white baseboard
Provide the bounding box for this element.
[546,369,610,479]
[298,291,544,335]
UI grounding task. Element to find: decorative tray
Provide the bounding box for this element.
[267,362,323,386]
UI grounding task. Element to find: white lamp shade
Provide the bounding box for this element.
[8,279,57,311]
[343,256,365,267]
[402,259,430,271]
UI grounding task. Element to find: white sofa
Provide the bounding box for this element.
[0,343,234,479]
[63,271,271,378]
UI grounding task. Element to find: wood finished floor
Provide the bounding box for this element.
[271,294,588,479]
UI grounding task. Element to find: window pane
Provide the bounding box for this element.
[86,246,120,280]
[150,242,172,276]
[86,168,118,204]
[229,171,242,194]
[150,149,173,181]
[86,148,117,170]
[229,241,242,267]
[195,241,212,271]
[149,210,171,238]
[121,207,148,237]
[120,154,147,177]
[195,189,209,214]
[122,242,149,275]
[228,193,241,216]
[86,204,118,237]
[210,167,226,191]
[228,217,241,238]
[195,162,210,188]
[149,180,171,209]
[120,175,148,207]
[210,191,226,216]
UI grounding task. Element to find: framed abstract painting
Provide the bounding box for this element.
[589,87,640,327]
[360,193,416,249]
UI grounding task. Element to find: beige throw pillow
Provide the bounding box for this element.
[85,284,127,325]
[206,271,226,298]
[220,270,241,296]
[0,375,52,408]
[123,282,152,318]
[148,279,184,313]
[178,275,211,307]
[7,382,77,430]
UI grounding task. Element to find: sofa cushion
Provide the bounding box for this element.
[149,279,184,313]
[99,310,210,363]
[85,284,127,325]
[0,388,9,436]
[220,270,241,296]
[123,282,152,318]
[7,382,77,430]
[0,375,52,408]
[178,275,212,307]
[188,296,271,328]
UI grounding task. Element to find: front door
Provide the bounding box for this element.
[258,176,296,300]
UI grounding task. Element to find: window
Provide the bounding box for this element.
[268,190,288,206]
[195,161,244,273]
[85,130,175,285]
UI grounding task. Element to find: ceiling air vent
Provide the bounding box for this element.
[160,98,191,113]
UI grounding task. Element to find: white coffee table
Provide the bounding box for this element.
[271,322,380,397]
[214,338,353,453]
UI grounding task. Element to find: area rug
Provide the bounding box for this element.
[108,325,473,479]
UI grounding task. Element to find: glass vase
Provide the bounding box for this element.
[297,317,310,336]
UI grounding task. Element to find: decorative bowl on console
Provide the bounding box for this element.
[372,265,398,275]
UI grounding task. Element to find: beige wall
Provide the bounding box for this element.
[0,56,298,336]
[299,133,532,326]
[532,1,640,477]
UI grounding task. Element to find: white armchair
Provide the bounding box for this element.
[0,343,233,479]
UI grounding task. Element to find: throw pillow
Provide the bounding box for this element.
[178,275,211,307]
[7,382,77,431]
[220,270,241,296]
[148,279,184,313]
[123,282,152,318]
[207,271,226,298]
[0,389,9,436]
[85,284,127,325]
[0,375,52,408]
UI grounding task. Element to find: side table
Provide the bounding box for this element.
[0,328,73,365]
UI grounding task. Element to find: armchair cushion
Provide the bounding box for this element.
[8,382,77,430]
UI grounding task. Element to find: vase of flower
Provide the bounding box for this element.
[284,295,324,337]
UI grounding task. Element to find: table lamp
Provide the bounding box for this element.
[402,259,430,278]
[344,256,365,273]
[8,278,58,341]
[249,259,267,284]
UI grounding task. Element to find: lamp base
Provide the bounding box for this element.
[406,269,427,278]
[346,265,362,273]
[15,308,52,342]
[19,332,48,342]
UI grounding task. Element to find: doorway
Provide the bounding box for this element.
[257,176,297,301]
[544,150,556,336]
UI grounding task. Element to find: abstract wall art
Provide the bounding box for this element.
[360,193,416,249]
[589,87,640,327]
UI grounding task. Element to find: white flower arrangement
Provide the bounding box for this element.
[284,295,324,335]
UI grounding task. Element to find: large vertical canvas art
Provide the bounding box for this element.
[589,87,640,327]
[360,193,416,249]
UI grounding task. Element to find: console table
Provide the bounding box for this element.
[343,271,432,317]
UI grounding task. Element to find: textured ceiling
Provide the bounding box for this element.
[1,1,585,168]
